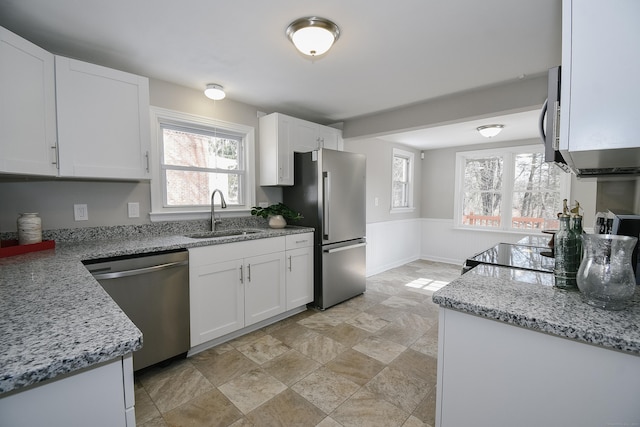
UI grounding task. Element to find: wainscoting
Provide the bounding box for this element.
[366,218,532,276]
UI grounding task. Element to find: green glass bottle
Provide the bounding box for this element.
[554,200,578,288]
[571,200,584,266]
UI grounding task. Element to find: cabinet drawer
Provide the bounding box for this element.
[286,232,314,250]
[189,236,286,266]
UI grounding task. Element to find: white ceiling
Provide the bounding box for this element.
[0,0,561,148]
[379,109,543,150]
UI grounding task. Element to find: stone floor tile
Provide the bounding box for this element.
[245,389,326,426]
[218,368,286,414]
[365,366,430,413]
[292,332,346,364]
[291,366,360,414]
[322,322,372,348]
[235,334,289,365]
[346,311,390,333]
[410,327,439,358]
[261,349,321,386]
[138,360,214,414]
[352,335,407,364]
[190,348,258,387]
[324,349,385,386]
[331,388,409,427]
[162,388,243,427]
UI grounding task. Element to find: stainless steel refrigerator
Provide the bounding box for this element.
[283,149,366,309]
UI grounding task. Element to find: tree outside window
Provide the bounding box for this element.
[456,146,568,230]
[161,126,244,207]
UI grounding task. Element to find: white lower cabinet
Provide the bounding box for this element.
[285,233,314,309]
[189,237,287,347]
[190,259,245,344]
[0,354,135,427]
[244,252,286,326]
[436,308,640,427]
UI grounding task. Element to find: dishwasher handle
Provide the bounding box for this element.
[90,260,189,280]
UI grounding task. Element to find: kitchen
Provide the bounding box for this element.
[1,1,640,426]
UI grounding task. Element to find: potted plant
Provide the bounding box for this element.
[250,203,303,229]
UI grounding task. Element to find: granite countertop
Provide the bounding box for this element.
[0,223,313,395]
[433,264,640,356]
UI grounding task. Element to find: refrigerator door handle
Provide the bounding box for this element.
[324,242,367,254]
[323,171,330,240]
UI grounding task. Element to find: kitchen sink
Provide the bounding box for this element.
[184,229,265,239]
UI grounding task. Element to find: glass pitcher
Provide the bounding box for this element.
[576,234,638,310]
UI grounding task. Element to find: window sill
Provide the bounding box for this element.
[150,209,251,222]
[390,207,416,214]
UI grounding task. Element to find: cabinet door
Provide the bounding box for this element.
[286,246,314,309]
[561,0,640,155]
[190,259,244,346]
[0,27,57,176]
[318,126,342,151]
[55,56,151,179]
[244,252,286,326]
[259,113,293,185]
[292,119,319,153]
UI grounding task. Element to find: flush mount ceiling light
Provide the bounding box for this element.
[477,124,505,138]
[204,84,226,101]
[286,16,340,56]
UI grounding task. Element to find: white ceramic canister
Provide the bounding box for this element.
[17,213,42,245]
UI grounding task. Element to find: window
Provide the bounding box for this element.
[391,148,415,212]
[454,145,569,231]
[149,107,255,220]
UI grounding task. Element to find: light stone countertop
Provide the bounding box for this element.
[432,264,640,356]
[0,223,314,395]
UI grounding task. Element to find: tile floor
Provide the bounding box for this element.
[135,259,461,427]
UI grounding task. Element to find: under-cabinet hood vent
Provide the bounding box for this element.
[575,166,640,178]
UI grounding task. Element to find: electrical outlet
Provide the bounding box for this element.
[74,204,88,221]
[127,202,140,218]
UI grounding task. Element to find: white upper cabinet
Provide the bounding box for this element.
[260,112,295,185]
[559,0,640,171]
[0,26,58,176]
[55,56,151,179]
[259,112,343,186]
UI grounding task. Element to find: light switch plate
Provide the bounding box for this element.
[127,202,140,218]
[74,204,88,221]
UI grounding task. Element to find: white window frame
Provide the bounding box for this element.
[390,147,415,213]
[149,107,255,221]
[453,144,570,233]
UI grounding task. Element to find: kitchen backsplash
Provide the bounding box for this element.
[0,216,268,243]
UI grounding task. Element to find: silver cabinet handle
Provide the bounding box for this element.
[145,151,150,172]
[51,145,59,168]
[295,239,308,244]
[288,256,292,271]
[247,264,251,282]
[239,265,244,284]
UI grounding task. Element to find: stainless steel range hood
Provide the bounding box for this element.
[561,147,640,177]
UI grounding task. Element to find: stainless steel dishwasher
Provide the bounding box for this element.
[83,249,190,371]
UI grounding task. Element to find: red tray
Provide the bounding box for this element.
[0,240,56,258]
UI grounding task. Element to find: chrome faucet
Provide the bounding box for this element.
[211,189,227,231]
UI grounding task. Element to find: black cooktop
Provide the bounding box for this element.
[465,243,555,273]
